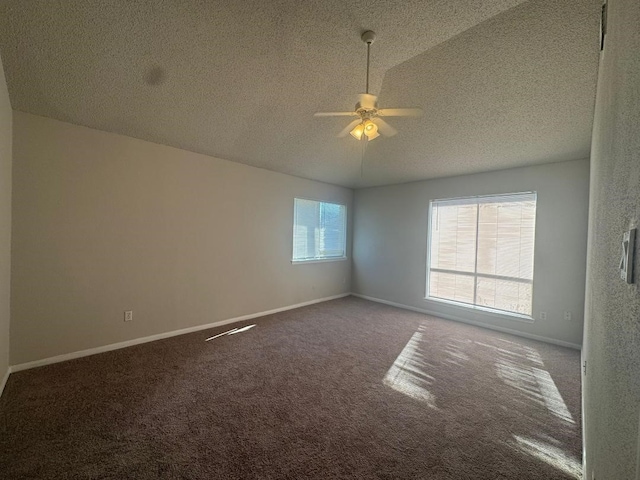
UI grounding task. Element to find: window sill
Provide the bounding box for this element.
[424,296,535,323]
[291,257,348,265]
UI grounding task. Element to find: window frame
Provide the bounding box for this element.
[291,197,348,264]
[424,192,537,320]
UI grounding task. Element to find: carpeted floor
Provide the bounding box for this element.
[0,296,582,479]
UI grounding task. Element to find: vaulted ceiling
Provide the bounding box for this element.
[0,0,600,187]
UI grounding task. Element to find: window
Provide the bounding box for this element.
[292,198,346,262]
[426,192,537,316]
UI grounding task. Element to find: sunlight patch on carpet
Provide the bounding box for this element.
[205,324,255,341]
[478,341,575,425]
[511,435,582,479]
[531,367,575,424]
[383,326,437,408]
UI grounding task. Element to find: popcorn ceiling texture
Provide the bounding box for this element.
[365,0,601,186]
[582,0,640,478]
[0,0,600,187]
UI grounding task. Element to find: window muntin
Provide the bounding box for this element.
[427,193,537,316]
[293,198,346,262]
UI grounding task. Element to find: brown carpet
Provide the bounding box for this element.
[0,296,582,479]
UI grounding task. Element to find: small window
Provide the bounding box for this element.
[427,192,537,316]
[293,198,347,262]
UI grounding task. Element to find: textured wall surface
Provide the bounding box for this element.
[0,53,11,383]
[10,112,352,365]
[353,159,590,346]
[583,0,640,478]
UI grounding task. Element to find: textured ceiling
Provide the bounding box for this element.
[0,0,600,188]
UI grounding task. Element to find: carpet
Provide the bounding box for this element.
[0,296,582,479]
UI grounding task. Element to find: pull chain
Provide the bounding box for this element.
[361,136,367,177]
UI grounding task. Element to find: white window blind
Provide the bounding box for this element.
[427,192,537,316]
[293,199,346,262]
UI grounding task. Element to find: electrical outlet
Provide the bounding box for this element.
[564,311,572,321]
[124,310,133,322]
[539,311,547,320]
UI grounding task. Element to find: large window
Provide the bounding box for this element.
[293,198,346,262]
[427,192,537,316]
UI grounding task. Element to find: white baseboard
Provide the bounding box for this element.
[351,293,582,350]
[0,367,10,398]
[10,293,351,373]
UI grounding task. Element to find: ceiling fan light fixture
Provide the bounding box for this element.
[365,130,380,140]
[313,30,422,141]
[363,119,379,140]
[350,122,365,140]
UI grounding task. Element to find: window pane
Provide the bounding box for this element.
[476,276,497,308]
[519,227,535,279]
[429,271,475,304]
[428,193,536,316]
[430,203,477,273]
[477,277,532,315]
[477,203,498,275]
[293,199,317,260]
[293,199,346,261]
[477,200,536,282]
[319,202,346,257]
[496,221,521,278]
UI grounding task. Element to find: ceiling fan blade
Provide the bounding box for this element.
[338,119,363,138]
[372,117,397,137]
[378,107,423,117]
[314,111,358,117]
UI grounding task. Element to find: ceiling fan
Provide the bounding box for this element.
[314,30,423,141]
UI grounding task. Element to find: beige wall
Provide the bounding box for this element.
[0,53,11,381]
[11,112,352,365]
[583,0,640,478]
[353,159,590,347]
